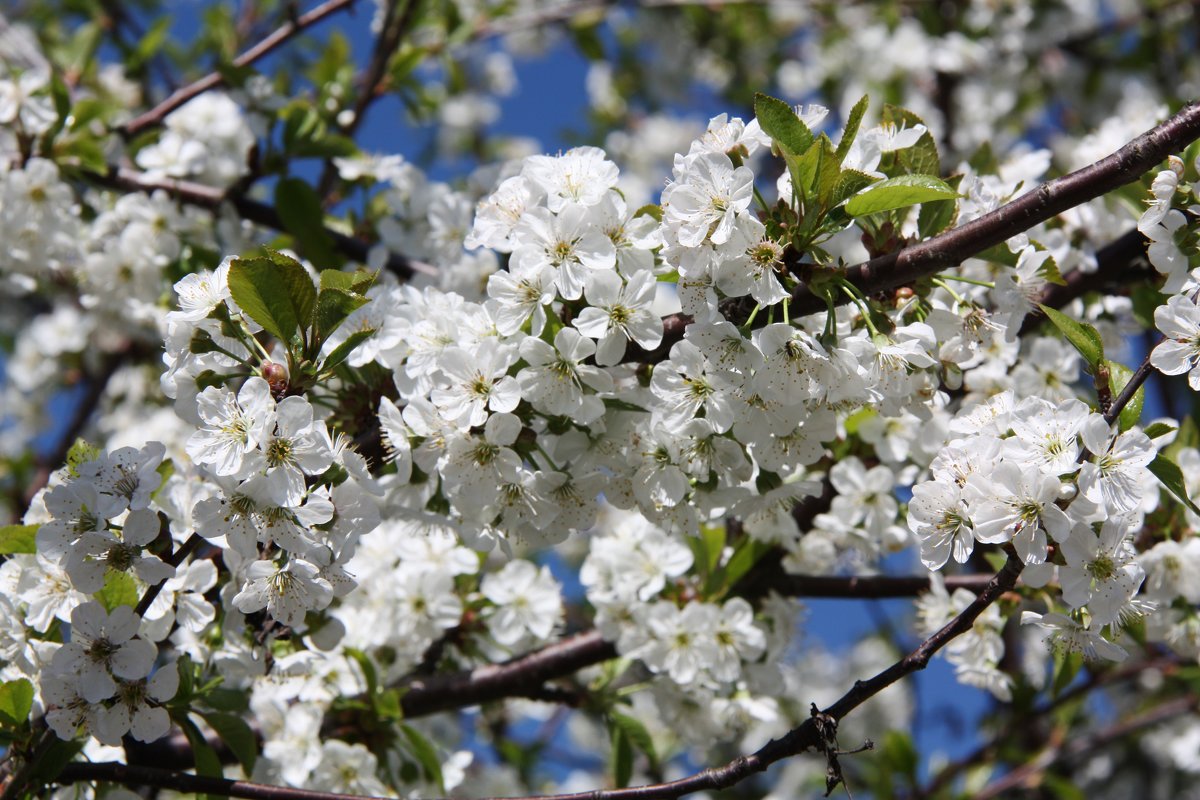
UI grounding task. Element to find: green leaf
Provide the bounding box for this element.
[1144,422,1177,439]
[610,711,658,769]
[722,537,772,590]
[1051,649,1083,696]
[882,105,939,177]
[65,438,100,476]
[28,738,84,784]
[843,174,958,217]
[634,204,663,221]
[1131,284,1168,329]
[400,724,444,792]
[836,95,869,164]
[315,287,370,343]
[812,136,843,212]
[344,647,379,698]
[178,713,223,800]
[0,525,38,555]
[1149,454,1200,516]
[287,134,359,160]
[320,268,376,295]
[917,174,961,238]
[199,711,258,775]
[228,252,317,345]
[376,688,405,720]
[1105,360,1143,432]
[754,93,814,156]
[130,17,171,71]
[274,178,340,271]
[0,679,34,726]
[611,723,634,789]
[831,169,880,208]
[881,730,918,781]
[322,328,376,372]
[1038,305,1104,370]
[96,571,139,611]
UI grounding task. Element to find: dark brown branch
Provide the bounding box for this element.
[90,166,436,279]
[968,694,1199,800]
[763,572,997,599]
[61,555,1024,800]
[916,653,1186,799]
[119,0,359,137]
[639,101,1200,361]
[791,101,1200,314]
[396,629,616,718]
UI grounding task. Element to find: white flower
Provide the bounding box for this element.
[521,146,619,212]
[650,340,735,432]
[517,328,612,420]
[481,560,563,646]
[1021,611,1127,662]
[510,205,616,300]
[167,258,232,324]
[908,480,974,570]
[232,558,333,628]
[709,598,765,682]
[93,663,180,745]
[1077,416,1155,513]
[1059,519,1145,626]
[1139,538,1200,604]
[50,603,156,703]
[186,377,275,478]
[663,151,754,248]
[1151,294,1200,389]
[67,508,175,594]
[572,269,663,365]
[430,340,521,429]
[967,461,1071,565]
[486,265,557,336]
[259,396,335,506]
[633,601,718,685]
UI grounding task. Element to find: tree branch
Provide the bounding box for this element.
[90,166,436,279]
[639,101,1200,361]
[968,693,1199,800]
[119,0,360,137]
[60,555,1024,800]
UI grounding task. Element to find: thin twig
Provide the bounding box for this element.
[90,166,436,279]
[58,555,1025,800]
[968,694,1199,800]
[119,0,359,137]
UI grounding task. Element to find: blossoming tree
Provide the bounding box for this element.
[2,1,1200,798]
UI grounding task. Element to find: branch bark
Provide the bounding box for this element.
[90,166,436,279]
[119,0,360,137]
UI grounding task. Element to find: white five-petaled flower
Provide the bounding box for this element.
[1151,294,1200,389]
[430,339,521,429]
[481,560,563,646]
[663,151,754,248]
[49,602,156,704]
[232,558,333,628]
[573,269,662,366]
[966,461,1071,565]
[517,328,613,421]
[186,377,275,478]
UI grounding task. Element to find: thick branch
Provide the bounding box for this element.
[91,166,436,279]
[791,101,1200,314]
[969,693,1199,800]
[763,572,997,599]
[63,555,1024,800]
[119,0,359,137]
[396,629,616,718]
[640,101,1200,361]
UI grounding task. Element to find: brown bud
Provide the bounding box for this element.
[262,362,289,395]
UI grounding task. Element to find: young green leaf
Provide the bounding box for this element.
[610,711,658,770]
[611,723,634,788]
[1143,422,1177,439]
[199,711,258,775]
[274,178,341,270]
[836,94,870,164]
[1105,360,1143,431]
[0,679,34,726]
[843,174,958,217]
[322,328,376,372]
[315,286,370,343]
[1148,454,1200,516]
[0,525,38,555]
[228,252,318,345]
[400,723,445,792]
[96,571,139,611]
[1038,305,1105,370]
[753,93,814,156]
